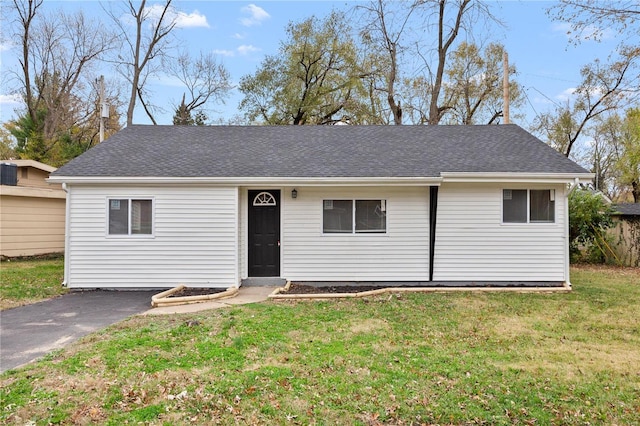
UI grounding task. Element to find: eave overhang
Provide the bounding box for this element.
[0,185,66,199]
[440,172,594,184]
[47,176,444,187]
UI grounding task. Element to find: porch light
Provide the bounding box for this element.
[291,188,298,199]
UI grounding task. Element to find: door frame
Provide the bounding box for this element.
[247,189,281,277]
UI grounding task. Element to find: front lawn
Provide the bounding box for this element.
[0,257,66,310]
[1,265,639,424]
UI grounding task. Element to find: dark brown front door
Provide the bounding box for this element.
[248,190,280,277]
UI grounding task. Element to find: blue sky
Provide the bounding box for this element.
[0,1,622,129]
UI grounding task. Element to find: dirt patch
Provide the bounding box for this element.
[283,284,392,294]
[497,340,640,377]
[350,318,390,334]
[0,252,64,262]
[166,288,226,298]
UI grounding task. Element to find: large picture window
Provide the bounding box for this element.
[108,198,153,235]
[323,199,386,234]
[503,189,555,223]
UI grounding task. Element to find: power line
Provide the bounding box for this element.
[527,86,563,109]
[520,72,580,85]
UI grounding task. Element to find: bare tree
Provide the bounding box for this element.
[422,0,473,125]
[6,0,117,163]
[167,51,232,125]
[358,0,418,124]
[12,0,43,124]
[548,0,639,43]
[356,0,502,125]
[534,47,640,158]
[105,0,177,126]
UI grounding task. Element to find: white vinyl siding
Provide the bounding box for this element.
[238,189,248,279]
[433,183,567,281]
[281,186,430,281]
[66,185,237,289]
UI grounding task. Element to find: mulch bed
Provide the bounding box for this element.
[166,288,226,298]
[283,283,391,294]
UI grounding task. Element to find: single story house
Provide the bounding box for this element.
[49,124,593,289]
[1,159,66,258]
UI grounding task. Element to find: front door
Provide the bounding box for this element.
[248,190,280,277]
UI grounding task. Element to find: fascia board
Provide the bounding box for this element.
[440,172,594,184]
[47,176,443,187]
[0,185,66,199]
[3,159,57,173]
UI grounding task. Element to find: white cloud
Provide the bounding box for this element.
[174,10,209,28]
[556,87,577,102]
[0,94,22,106]
[532,96,554,105]
[143,4,209,29]
[211,44,262,58]
[237,44,260,56]
[240,4,270,27]
[0,42,12,52]
[152,74,186,87]
[551,22,614,41]
[213,49,236,57]
[232,33,246,40]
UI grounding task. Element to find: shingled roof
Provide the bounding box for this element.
[52,124,589,178]
[612,203,640,216]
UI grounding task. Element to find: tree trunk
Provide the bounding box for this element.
[126,0,144,126]
[15,0,43,124]
[427,0,470,125]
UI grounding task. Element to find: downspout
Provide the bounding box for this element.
[564,178,580,289]
[567,177,580,196]
[61,183,70,287]
[429,186,439,281]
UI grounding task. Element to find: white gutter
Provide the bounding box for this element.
[61,183,70,287]
[46,176,444,187]
[567,177,581,195]
[440,172,595,183]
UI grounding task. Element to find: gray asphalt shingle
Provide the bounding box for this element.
[613,203,640,216]
[51,124,589,178]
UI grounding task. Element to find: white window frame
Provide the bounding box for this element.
[322,199,387,235]
[106,197,155,237]
[502,189,555,224]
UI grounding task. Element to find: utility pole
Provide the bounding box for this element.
[99,75,108,142]
[503,51,510,124]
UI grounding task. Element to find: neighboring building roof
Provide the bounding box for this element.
[1,159,57,173]
[51,124,590,179]
[612,203,640,217]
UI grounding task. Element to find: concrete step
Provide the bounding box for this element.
[241,277,287,287]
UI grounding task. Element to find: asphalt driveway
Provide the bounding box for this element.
[0,290,155,373]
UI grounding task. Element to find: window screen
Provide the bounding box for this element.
[355,200,386,233]
[323,200,353,233]
[530,190,555,222]
[108,199,152,235]
[109,199,129,234]
[131,200,153,234]
[503,190,527,223]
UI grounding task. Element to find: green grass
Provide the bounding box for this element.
[1,266,639,424]
[0,257,66,310]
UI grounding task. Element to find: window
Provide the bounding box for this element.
[108,198,153,235]
[503,189,555,223]
[530,190,555,222]
[323,199,386,234]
